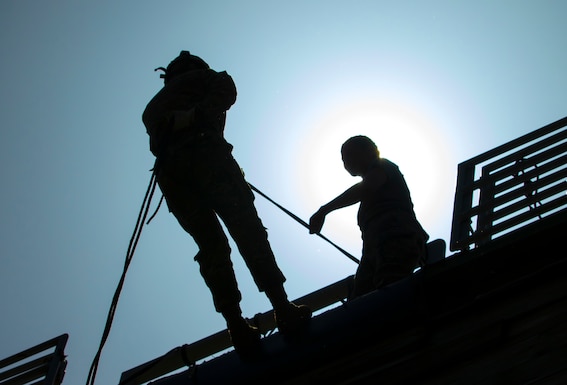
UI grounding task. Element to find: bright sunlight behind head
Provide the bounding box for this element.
[296,97,454,247]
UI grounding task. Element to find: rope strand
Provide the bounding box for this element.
[248,183,359,264]
[86,170,159,385]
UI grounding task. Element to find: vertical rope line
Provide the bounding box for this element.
[86,171,159,385]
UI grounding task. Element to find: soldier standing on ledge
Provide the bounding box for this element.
[142,51,311,358]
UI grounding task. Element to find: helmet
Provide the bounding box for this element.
[155,51,210,84]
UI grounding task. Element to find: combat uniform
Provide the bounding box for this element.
[142,65,286,314]
[354,158,429,296]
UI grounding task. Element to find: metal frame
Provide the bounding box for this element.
[450,116,567,252]
[0,334,68,385]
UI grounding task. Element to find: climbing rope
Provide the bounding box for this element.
[248,183,360,264]
[86,166,160,385]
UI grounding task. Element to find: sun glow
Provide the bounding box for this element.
[296,98,454,248]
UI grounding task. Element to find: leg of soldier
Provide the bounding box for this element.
[156,155,242,314]
[174,138,311,337]
[373,234,424,289]
[352,239,378,298]
[354,211,427,297]
[203,148,287,293]
[205,149,311,335]
[157,146,263,358]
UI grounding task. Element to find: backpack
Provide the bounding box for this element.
[154,51,210,84]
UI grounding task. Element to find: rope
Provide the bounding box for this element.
[146,194,165,225]
[515,158,543,220]
[248,183,360,264]
[85,165,357,384]
[86,167,160,385]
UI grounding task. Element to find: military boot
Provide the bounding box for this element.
[265,285,312,339]
[223,308,263,360]
[274,302,312,338]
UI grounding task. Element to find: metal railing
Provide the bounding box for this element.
[450,116,567,252]
[0,334,68,385]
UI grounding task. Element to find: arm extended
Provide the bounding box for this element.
[309,182,365,234]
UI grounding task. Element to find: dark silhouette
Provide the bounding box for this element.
[309,135,429,297]
[142,51,311,358]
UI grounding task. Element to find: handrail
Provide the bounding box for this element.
[450,116,567,251]
[0,334,68,385]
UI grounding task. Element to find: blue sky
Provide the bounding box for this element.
[1,1,566,384]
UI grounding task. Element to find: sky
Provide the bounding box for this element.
[1,1,566,384]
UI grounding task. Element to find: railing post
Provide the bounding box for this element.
[450,162,475,251]
[476,168,495,247]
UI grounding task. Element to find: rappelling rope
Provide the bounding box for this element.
[248,183,360,264]
[86,166,160,385]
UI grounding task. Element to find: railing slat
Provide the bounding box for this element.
[0,354,52,382]
[0,334,68,385]
[482,129,567,174]
[491,181,567,223]
[491,153,567,196]
[459,116,567,168]
[484,195,567,242]
[1,365,45,385]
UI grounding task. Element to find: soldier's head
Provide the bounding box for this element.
[156,51,210,84]
[341,135,380,176]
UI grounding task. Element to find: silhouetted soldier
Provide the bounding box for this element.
[142,51,311,358]
[309,135,429,297]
